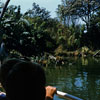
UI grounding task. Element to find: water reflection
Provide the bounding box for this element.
[45,57,100,100]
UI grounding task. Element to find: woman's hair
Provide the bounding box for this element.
[0,58,46,100]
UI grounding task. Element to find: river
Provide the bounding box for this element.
[45,57,100,100]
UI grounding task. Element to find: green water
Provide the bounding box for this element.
[45,57,100,100]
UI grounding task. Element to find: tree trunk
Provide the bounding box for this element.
[0,0,10,20]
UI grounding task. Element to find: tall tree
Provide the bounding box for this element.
[25,3,50,20]
[57,0,100,29]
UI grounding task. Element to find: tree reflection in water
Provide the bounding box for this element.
[45,57,100,100]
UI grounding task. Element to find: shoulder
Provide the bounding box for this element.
[0,93,7,100]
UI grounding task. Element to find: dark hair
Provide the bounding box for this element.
[0,58,46,100]
[0,58,22,88]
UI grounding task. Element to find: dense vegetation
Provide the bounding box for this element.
[0,0,100,58]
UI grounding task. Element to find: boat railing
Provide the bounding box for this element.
[56,91,83,100]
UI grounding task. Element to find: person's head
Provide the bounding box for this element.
[0,58,46,100]
[0,58,22,88]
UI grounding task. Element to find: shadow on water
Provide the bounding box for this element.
[45,57,100,100]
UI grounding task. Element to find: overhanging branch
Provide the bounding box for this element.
[0,0,10,20]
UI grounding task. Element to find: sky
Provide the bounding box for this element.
[1,0,61,18]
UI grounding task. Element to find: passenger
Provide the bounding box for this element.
[0,58,56,100]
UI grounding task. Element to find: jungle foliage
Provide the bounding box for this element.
[0,1,100,57]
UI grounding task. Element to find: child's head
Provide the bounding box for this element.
[0,58,46,100]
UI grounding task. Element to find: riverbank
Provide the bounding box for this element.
[54,46,100,57]
[28,50,100,66]
[9,47,100,66]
